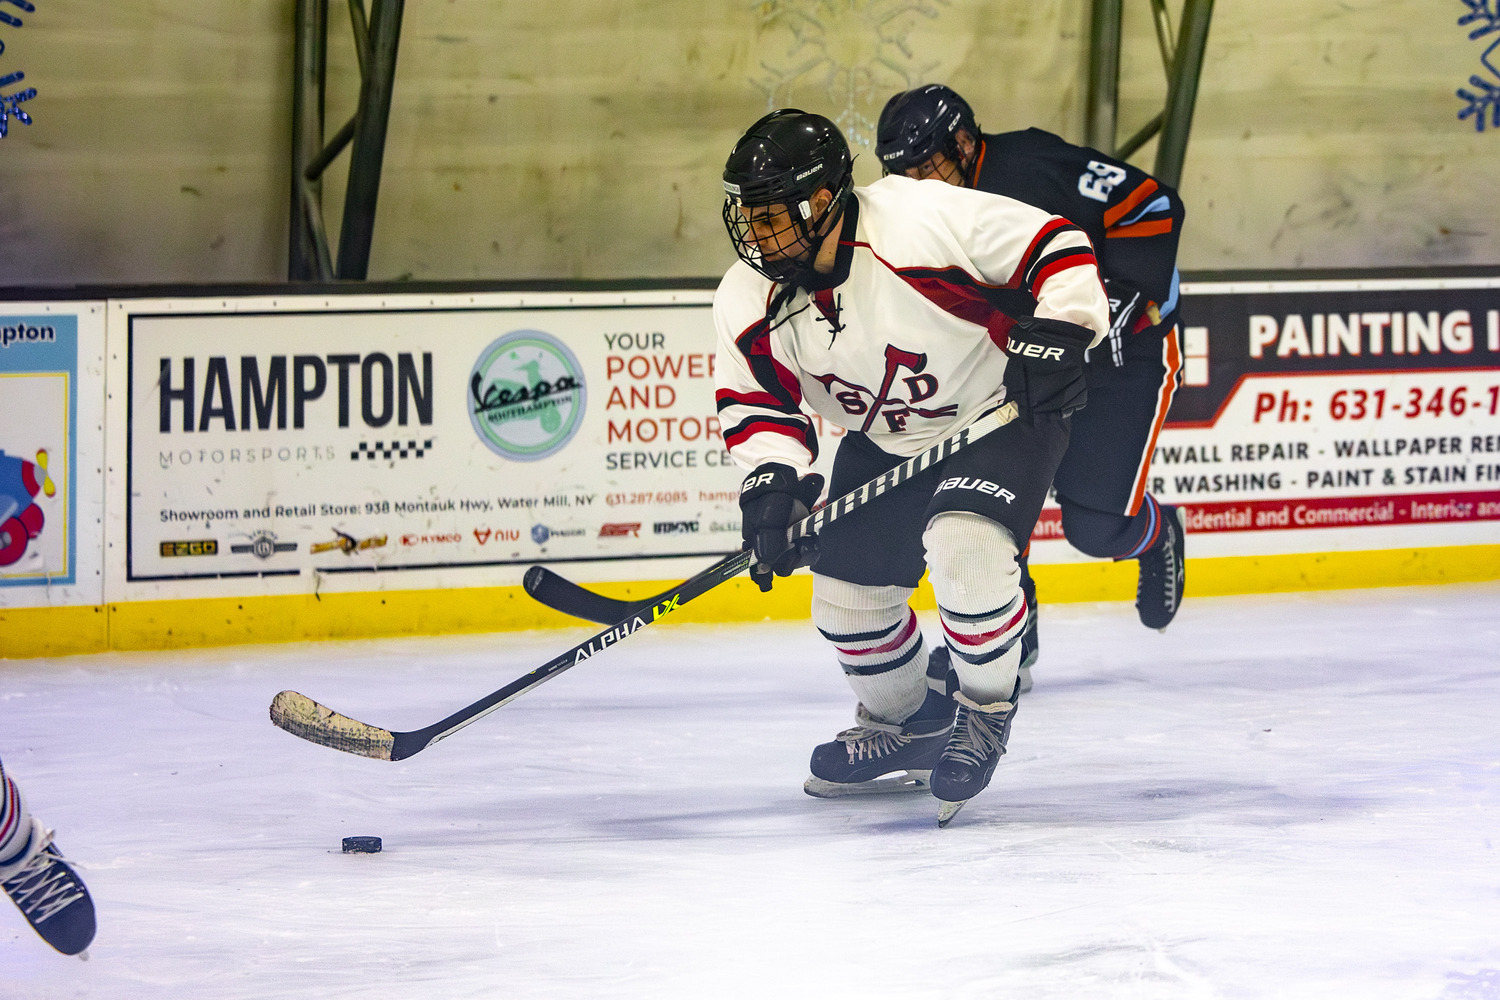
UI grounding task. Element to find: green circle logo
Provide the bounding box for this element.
[468,330,587,461]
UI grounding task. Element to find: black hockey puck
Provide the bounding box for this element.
[341,836,382,854]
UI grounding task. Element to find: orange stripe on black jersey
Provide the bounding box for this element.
[1102,178,1160,229]
[1107,218,1175,240]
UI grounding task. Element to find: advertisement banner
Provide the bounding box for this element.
[1031,277,1500,562]
[0,302,105,607]
[108,278,1500,603]
[116,292,755,598]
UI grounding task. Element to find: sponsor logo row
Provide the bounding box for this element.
[158,520,735,560]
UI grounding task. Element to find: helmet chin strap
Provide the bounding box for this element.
[784,192,848,287]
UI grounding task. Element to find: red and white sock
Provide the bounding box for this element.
[924,512,1027,705]
[0,762,34,869]
[812,576,929,725]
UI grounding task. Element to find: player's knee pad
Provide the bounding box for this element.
[1058,494,1155,560]
[923,512,1028,703]
[922,511,1021,616]
[811,574,927,724]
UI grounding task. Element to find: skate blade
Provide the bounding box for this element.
[936,799,968,827]
[803,770,932,798]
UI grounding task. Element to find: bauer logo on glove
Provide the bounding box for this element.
[1003,316,1093,371]
[738,463,825,592]
[1005,339,1068,363]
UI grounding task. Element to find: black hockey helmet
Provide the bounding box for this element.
[722,109,854,283]
[875,84,980,179]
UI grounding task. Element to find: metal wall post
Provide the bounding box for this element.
[289,0,328,280]
[288,0,404,281]
[1153,0,1214,188]
[1086,0,1123,154]
[335,0,404,280]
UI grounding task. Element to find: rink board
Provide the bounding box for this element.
[1,276,1498,656]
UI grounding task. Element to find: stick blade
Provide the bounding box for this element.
[270,690,396,761]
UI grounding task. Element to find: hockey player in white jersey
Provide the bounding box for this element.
[714,109,1109,824]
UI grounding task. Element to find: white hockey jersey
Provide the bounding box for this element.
[713,174,1110,476]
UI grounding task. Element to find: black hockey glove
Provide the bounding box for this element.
[1003,316,1094,417]
[1104,278,1163,334]
[739,463,825,592]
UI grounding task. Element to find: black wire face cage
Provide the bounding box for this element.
[897,140,970,184]
[722,196,819,284]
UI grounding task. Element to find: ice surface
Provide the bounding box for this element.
[2,584,1498,998]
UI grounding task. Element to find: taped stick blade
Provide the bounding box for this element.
[270,690,396,761]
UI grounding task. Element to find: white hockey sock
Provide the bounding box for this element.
[923,512,1027,705]
[811,574,928,725]
[0,765,34,868]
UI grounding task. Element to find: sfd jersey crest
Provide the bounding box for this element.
[713,175,1108,475]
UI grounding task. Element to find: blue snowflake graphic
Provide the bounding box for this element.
[0,0,37,139]
[0,0,35,30]
[0,70,35,138]
[1457,0,1500,130]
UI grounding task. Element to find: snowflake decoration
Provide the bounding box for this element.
[748,0,950,150]
[1457,0,1500,130]
[0,0,34,30]
[0,70,35,138]
[0,0,37,139]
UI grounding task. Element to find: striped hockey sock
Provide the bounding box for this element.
[924,512,1028,705]
[0,763,32,868]
[812,576,929,725]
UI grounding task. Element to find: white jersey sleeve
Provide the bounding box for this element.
[879,177,1108,346]
[712,266,819,476]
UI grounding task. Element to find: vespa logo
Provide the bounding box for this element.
[468,331,586,462]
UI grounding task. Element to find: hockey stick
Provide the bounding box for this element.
[269,401,1018,761]
[522,563,672,625]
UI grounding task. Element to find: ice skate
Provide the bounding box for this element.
[1136,504,1186,631]
[1,818,96,957]
[932,688,1019,827]
[804,687,956,798]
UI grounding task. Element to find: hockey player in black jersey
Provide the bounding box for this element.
[877,84,1189,693]
[715,109,1111,824]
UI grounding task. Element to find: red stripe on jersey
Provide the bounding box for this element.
[846,240,1011,345]
[1108,218,1174,239]
[724,419,814,453]
[836,610,918,657]
[737,323,804,407]
[716,387,791,411]
[1103,178,1160,228]
[942,600,1029,647]
[1029,251,1098,295]
[1007,218,1076,289]
[891,270,999,328]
